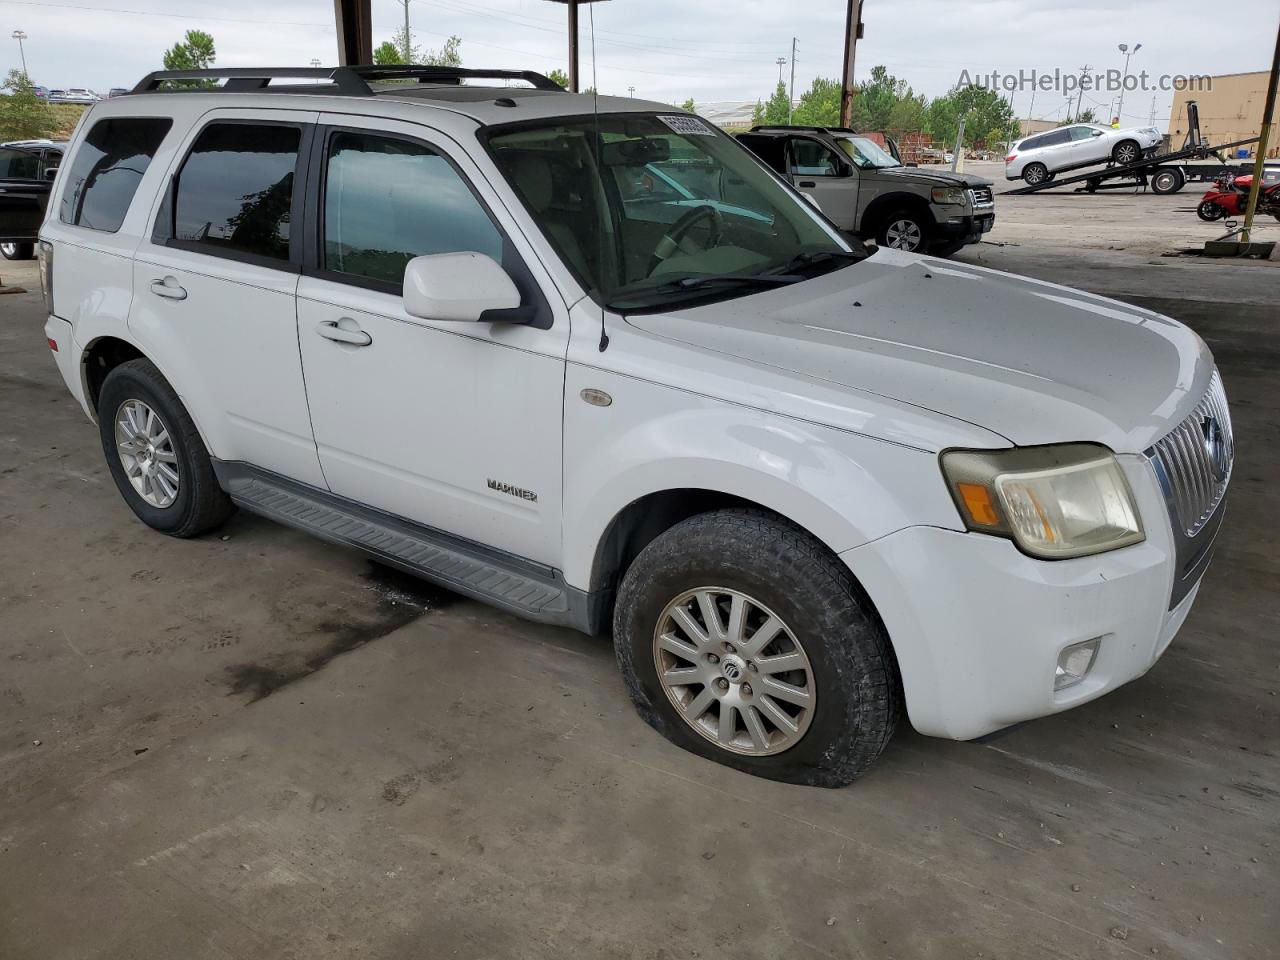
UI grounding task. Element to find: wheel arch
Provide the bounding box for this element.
[860,191,932,234]
[81,335,146,419]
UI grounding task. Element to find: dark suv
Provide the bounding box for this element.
[0,140,64,259]
[736,126,994,257]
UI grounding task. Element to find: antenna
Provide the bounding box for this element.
[589,3,609,352]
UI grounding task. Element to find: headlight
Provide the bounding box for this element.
[931,186,968,205]
[939,444,1144,559]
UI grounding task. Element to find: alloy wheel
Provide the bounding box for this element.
[1116,143,1139,165]
[652,587,816,756]
[885,219,923,251]
[114,399,180,508]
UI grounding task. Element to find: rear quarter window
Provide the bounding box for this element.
[59,117,172,232]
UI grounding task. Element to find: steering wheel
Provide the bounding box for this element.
[648,204,724,275]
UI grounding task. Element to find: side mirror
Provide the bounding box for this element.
[1091,130,1104,137]
[403,252,522,323]
[43,167,59,181]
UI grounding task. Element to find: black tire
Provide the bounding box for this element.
[1,242,34,260]
[1022,162,1049,186]
[98,358,234,538]
[1112,139,1141,166]
[874,207,931,253]
[1196,200,1226,222]
[1150,168,1185,195]
[613,509,901,787]
[930,239,967,258]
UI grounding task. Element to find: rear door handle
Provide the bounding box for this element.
[150,277,187,300]
[316,318,372,347]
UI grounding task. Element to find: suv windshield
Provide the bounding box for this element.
[486,113,860,311]
[834,136,899,170]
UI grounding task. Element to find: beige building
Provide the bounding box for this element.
[1018,118,1059,138]
[1170,71,1279,158]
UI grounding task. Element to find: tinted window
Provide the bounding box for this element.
[174,123,299,262]
[59,117,171,232]
[0,148,40,179]
[736,134,786,174]
[789,139,841,176]
[323,131,503,287]
[1042,129,1072,147]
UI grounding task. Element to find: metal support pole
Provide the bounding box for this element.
[840,0,863,128]
[568,0,580,92]
[1240,18,1280,245]
[788,36,797,124]
[333,0,372,65]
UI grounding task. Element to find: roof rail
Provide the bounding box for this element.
[749,125,861,134]
[131,66,563,96]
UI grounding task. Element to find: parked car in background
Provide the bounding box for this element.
[737,125,994,257]
[46,89,67,102]
[0,139,63,259]
[48,88,100,104]
[32,85,50,100]
[39,66,1231,786]
[1006,123,1163,185]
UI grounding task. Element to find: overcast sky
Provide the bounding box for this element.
[3,0,1277,128]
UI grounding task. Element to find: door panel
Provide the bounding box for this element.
[0,147,50,242]
[295,115,568,566]
[787,139,858,231]
[128,109,325,488]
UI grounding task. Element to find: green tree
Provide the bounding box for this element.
[390,25,419,64]
[0,70,56,141]
[547,69,569,90]
[926,83,1018,149]
[680,97,696,113]
[752,81,791,126]
[373,40,403,65]
[161,29,216,88]
[792,77,841,127]
[423,35,462,67]
[1075,107,1098,124]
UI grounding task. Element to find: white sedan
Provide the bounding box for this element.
[1006,123,1163,184]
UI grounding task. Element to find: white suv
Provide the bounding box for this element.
[40,67,1233,786]
[1006,123,1163,185]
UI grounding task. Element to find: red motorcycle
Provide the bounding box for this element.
[1197,172,1280,222]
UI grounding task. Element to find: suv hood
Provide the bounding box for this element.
[624,249,1211,453]
[872,166,992,189]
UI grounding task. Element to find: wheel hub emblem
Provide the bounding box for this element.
[721,655,745,683]
[1202,414,1229,482]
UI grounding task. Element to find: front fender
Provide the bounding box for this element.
[561,363,963,591]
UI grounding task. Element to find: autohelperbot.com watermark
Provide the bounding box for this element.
[958,69,1212,95]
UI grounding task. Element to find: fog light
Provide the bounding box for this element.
[1055,638,1100,691]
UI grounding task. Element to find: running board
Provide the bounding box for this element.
[212,462,595,631]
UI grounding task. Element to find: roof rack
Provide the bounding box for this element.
[131,66,563,96]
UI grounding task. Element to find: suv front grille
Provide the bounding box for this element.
[970,186,994,207]
[1149,371,1233,537]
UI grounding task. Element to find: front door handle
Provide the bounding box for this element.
[798,180,817,188]
[150,277,187,300]
[316,318,372,347]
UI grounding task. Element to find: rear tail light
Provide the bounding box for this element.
[47,337,59,352]
[38,240,54,316]
[1005,155,1016,164]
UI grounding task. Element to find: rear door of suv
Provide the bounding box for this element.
[0,145,51,247]
[130,108,326,488]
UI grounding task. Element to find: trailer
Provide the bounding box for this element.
[1006,102,1262,197]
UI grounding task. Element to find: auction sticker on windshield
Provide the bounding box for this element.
[658,115,714,136]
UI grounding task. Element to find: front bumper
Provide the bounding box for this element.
[842,454,1200,740]
[935,211,995,245]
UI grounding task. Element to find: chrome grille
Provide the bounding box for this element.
[1149,371,1233,537]
[970,186,994,207]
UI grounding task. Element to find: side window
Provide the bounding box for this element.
[1020,136,1042,151]
[789,139,841,177]
[59,117,172,232]
[1069,126,1094,141]
[322,130,503,288]
[1042,129,1072,147]
[0,148,40,180]
[736,135,787,175]
[173,122,300,263]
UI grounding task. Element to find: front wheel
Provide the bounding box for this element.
[613,509,901,787]
[1,242,34,260]
[875,209,931,253]
[1112,139,1141,165]
[1197,200,1226,222]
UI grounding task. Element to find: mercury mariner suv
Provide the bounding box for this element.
[39,66,1233,786]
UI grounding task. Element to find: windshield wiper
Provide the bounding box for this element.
[766,249,867,276]
[605,272,804,310]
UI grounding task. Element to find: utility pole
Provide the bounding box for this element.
[1067,64,1091,122]
[1148,93,1157,126]
[11,30,28,76]
[788,37,797,124]
[627,85,635,97]
[775,56,786,84]
[397,0,412,62]
[1240,17,1280,245]
[840,0,864,128]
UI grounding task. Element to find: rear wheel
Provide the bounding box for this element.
[1,242,34,260]
[98,359,235,537]
[1022,162,1049,186]
[1112,139,1141,165]
[1151,168,1185,195]
[875,208,931,253]
[613,509,901,787]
